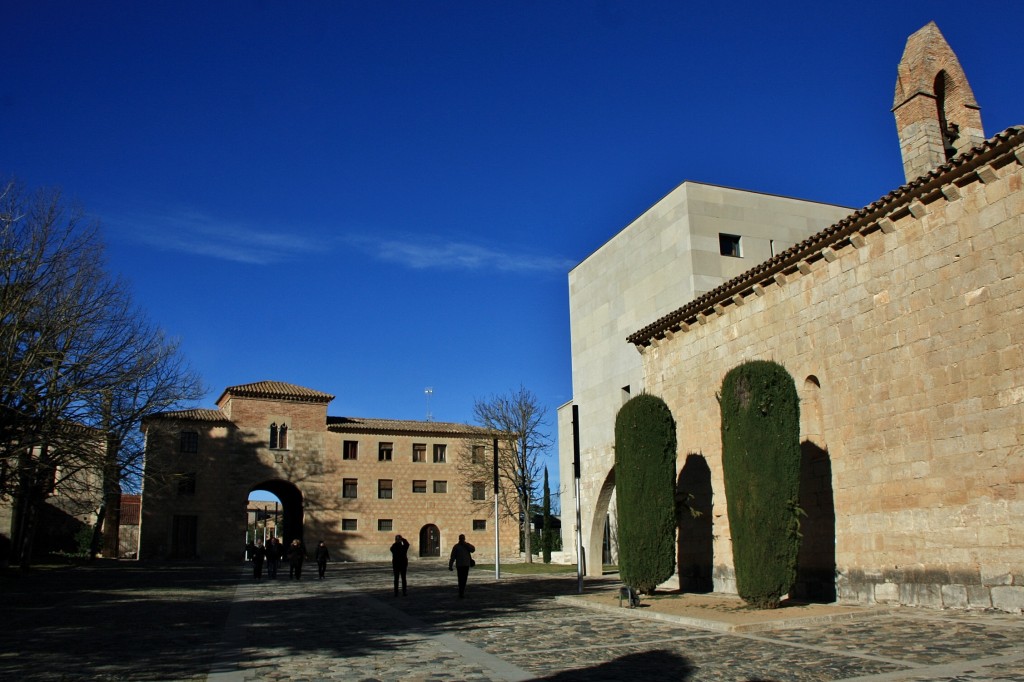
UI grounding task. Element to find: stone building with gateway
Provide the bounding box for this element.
[559,22,1023,611]
[140,381,519,563]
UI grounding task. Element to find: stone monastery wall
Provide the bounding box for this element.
[637,131,1024,611]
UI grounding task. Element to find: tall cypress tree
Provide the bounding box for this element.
[614,393,677,594]
[542,467,552,563]
[720,360,802,609]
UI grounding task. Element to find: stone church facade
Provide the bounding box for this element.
[140,381,519,563]
[561,23,1023,611]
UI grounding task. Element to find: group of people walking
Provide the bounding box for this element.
[248,532,477,597]
[246,537,331,581]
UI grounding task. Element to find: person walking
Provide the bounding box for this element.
[287,539,306,580]
[266,536,280,579]
[314,540,330,579]
[251,539,267,580]
[390,534,410,596]
[448,534,476,598]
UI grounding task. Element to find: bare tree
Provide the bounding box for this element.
[460,386,551,563]
[0,180,203,566]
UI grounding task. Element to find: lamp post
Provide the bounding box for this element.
[493,437,501,580]
[572,404,583,594]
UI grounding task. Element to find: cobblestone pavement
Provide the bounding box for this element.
[2,561,1022,681]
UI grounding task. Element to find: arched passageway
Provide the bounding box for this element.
[249,480,304,548]
[587,467,616,575]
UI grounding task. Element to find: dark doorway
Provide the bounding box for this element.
[171,514,198,559]
[676,454,714,593]
[794,441,837,602]
[419,524,440,557]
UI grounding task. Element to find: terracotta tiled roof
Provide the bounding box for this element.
[143,408,231,423]
[327,416,490,437]
[627,126,1024,347]
[219,381,335,404]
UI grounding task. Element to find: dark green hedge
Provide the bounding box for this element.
[615,393,677,594]
[720,360,802,609]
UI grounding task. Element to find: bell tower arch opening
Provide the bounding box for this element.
[893,22,984,182]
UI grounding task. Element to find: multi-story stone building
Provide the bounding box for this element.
[140,381,519,562]
[560,23,1024,611]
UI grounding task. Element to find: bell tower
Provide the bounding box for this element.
[893,22,984,182]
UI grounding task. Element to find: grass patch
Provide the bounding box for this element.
[474,562,580,575]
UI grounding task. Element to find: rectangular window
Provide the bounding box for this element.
[472,445,486,464]
[176,472,196,496]
[342,518,357,531]
[342,478,358,498]
[412,443,426,462]
[433,480,447,494]
[473,519,487,531]
[412,480,427,494]
[719,233,742,258]
[180,431,198,454]
[378,479,393,500]
[378,442,393,461]
[343,441,358,460]
[378,519,393,532]
[472,482,486,501]
[433,444,447,463]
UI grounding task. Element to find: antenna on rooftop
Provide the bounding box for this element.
[425,387,433,422]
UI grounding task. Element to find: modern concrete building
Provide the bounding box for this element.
[140,381,519,563]
[557,180,851,573]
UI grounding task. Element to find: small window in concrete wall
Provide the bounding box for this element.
[378,519,393,532]
[378,442,393,461]
[343,441,358,460]
[473,519,487,531]
[719,233,742,257]
[412,443,426,462]
[378,479,393,499]
[433,444,447,463]
[342,518,357,531]
[343,478,358,498]
[472,445,486,464]
[433,480,447,494]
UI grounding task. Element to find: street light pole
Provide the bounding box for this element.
[572,404,583,594]
[493,437,500,580]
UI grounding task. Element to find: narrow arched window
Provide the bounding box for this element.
[279,424,288,450]
[269,423,278,449]
[934,71,959,161]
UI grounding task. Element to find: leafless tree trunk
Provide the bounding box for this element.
[460,386,551,563]
[0,180,204,566]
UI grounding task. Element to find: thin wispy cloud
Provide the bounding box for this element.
[351,235,575,275]
[108,209,320,265]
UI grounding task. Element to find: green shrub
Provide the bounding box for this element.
[720,360,802,609]
[615,393,677,595]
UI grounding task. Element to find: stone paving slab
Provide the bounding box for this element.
[2,560,1023,681]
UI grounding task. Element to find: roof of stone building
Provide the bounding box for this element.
[218,381,335,404]
[143,408,231,423]
[627,126,1024,346]
[327,416,490,436]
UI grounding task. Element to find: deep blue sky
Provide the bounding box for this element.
[4,2,1022,494]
